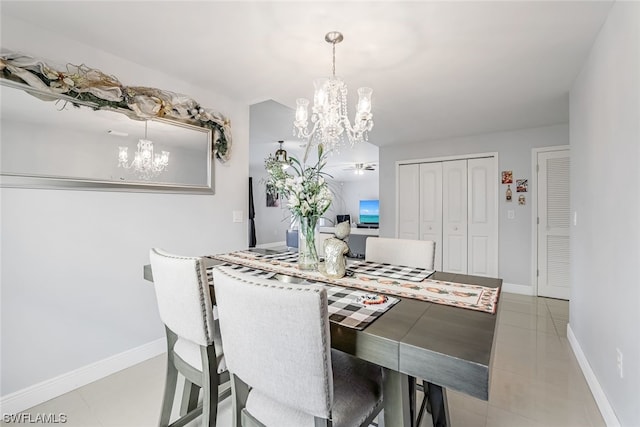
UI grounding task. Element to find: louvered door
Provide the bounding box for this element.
[537,149,570,299]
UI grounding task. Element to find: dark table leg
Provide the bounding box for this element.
[425,381,450,427]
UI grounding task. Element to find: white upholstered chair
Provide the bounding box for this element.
[365,237,436,270]
[211,266,385,427]
[364,237,446,427]
[149,248,230,427]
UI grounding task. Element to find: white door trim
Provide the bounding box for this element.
[531,145,570,297]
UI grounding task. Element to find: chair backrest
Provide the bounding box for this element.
[365,237,436,270]
[212,266,333,419]
[149,248,215,346]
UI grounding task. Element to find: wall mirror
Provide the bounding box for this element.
[0,80,214,193]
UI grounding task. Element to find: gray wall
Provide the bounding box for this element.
[1,16,249,396]
[569,2,639,425]
[379,124,568,287]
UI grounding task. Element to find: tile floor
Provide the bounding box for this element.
[5,292,605,427]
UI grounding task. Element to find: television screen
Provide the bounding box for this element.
[359,200,379,224]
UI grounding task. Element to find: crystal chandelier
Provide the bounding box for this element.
[118,121,170,180]
[293,31,373,152]
[267,140,291,170]
[274,140,289,165]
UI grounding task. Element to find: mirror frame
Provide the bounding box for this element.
[0,50,234,194]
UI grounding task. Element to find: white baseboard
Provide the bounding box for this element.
[0,338,165,414]
[501,282,535,295]
[255,241,286,249]
[567,324,620,427]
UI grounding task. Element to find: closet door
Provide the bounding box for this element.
[419,162,443,270]
[397,164,420,239]
[442,160,468,274]
[467,157,498,277]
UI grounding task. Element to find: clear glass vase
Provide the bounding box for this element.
[298,215,319,270]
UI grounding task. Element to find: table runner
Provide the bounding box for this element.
[209,251,500,314]
[258,252,435,281]
[206,263,399,330]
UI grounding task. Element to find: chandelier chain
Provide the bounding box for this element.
[332,41,336,77]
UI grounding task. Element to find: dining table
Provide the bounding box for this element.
[143,248,502,427]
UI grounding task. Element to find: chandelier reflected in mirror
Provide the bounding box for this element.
[118,121,170,180]
[293,31,373,152]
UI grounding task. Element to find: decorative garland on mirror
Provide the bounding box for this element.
[0,51,232,162]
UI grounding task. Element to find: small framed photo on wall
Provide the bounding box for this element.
[266,184,279,207]
[516,179,528,192]
[501,171,513,184]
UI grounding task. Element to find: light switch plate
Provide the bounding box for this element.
[233,210,243,223]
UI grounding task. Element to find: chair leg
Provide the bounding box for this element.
[201,344,219,427]
[160,328,179,427]
[159,361,178,427]
[231,374,250,427]
[180,380,200,416]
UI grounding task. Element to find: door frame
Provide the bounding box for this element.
[531,145,570,297]
[395,151,499,275]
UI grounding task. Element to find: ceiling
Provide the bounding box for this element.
[2,1,613,178]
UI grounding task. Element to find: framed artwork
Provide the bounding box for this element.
[266,185,279,207]
[501,171,513,184]
[516,179,528,192]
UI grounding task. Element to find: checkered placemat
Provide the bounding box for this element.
[260,251,299,263]
[206,263,276,282]
[347,260,434,282]
[207,264,398,330]
[323,285,399,330]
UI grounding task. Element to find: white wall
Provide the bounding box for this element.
[0,15,249,398]
[379,124,567,288]
[569,2,640,425]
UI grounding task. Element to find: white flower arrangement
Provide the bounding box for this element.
[265,145,333,268]
[265,145,333,221]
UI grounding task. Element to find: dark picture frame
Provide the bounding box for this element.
[266,184,279,207]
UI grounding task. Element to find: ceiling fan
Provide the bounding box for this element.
[342,163,377,175]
